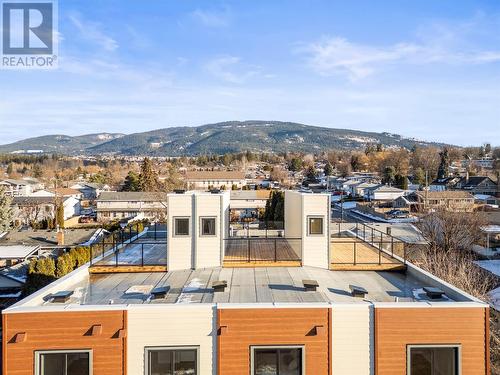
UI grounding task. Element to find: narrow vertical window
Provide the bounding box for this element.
[201,217,216,236]
[308,216,324,235]
[174,217,190,236]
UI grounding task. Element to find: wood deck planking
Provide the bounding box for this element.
[330,238,405,271]
[224,239,300,263]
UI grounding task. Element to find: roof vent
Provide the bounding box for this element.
[349,285,368,298]
[423,287,445,299]
[151,286,170,299]
[303,279,319,292]
[212,280,227,292]
[49,290,73,303]
[174,189,186,194]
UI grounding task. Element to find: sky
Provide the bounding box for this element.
[1,0,500,146]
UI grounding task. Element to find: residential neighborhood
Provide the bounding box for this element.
[1,0,500,374]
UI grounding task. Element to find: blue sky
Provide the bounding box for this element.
[1,0,500,145]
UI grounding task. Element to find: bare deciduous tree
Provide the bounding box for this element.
[412,210,500,372]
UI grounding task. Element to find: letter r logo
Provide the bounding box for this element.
[2,2,53,54]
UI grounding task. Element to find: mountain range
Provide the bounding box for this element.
[0,121,449,156]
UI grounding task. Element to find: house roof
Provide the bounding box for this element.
[10,265,474,306]
[460,176,496,188]
[416,191,474,199]
[98,191,168,202]
[0,245,40,259]
[185,171,246,181]
[12,196,55,205]
[366,184,404,193]
[0,179,29,186]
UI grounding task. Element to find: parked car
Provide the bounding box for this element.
[78,216,94,223]
[387,209,409,219]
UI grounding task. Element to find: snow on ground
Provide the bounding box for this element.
[176,278,204,304]
[350,209,418,223]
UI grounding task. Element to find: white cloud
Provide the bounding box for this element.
[68,13,118,52]
[301,17,500,80]
[190,8,230,28]
[205,56,260,84]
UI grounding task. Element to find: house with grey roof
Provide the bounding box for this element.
[96,191,168,221]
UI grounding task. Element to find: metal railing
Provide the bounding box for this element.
[89,222,167,268]
[330,222,408,266]
[223,237,301,264]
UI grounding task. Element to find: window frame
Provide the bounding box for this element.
[200,216,217,237]
[250,345,305,375]
[406,344,461,375]
[173,216,191,237]
[307,215,324,236]
[144,346,200,375]
[34,349,93,375]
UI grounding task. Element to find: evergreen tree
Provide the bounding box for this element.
[323,163,334,176]
[413,168,426,186]
[6,163,13,176]
[0,187,13,232]
[383,166,396,185]
[437,148,450,179]
[122,171,140,191]
[288,158,303,172]
[139,157,160,191]
[305,166,318,181]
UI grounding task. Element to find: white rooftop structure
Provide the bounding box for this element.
[0,245,40,259]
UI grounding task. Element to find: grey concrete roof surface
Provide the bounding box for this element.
[55,266,456,306]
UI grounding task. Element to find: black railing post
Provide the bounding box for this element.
[102,236,105,259]
[371,228,374,245]
[378,247,381,265]
[113,235,117,266]
[141,244,144,267]
[129,225,132,241]
[363,224,366,241]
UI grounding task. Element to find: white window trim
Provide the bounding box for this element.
[307,215,325,236]
[35,349,93,375]
[250,345,305,375]
[407,344,461,375]
[144,346,200,375]
[173,216,191,237]
[200,216,217,237]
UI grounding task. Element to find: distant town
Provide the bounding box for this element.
[0,141,499,373]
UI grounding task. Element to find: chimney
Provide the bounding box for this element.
[57,230,65,246]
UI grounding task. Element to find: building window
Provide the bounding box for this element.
[251,346,304,375]
[408,345,460,375]
[174,217,190,236]
[35,350,91,375]
[200,217,216,236]
[146,347,198,375]
[308,216,324,235]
